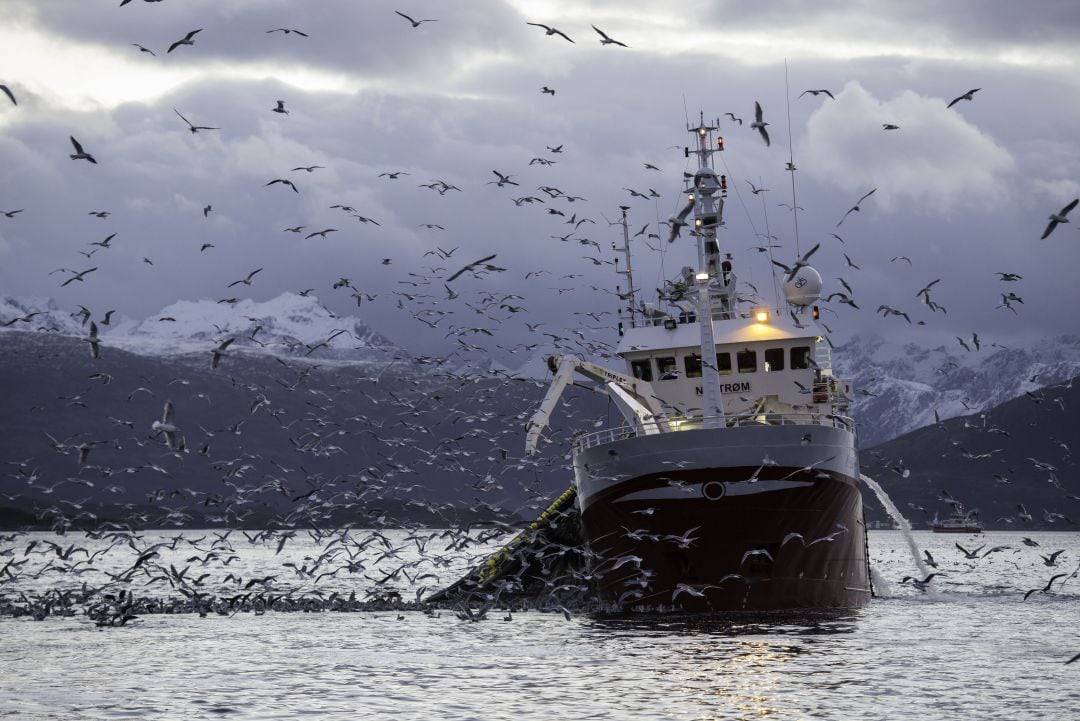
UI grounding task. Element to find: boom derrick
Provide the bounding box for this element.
[524,354,664,455]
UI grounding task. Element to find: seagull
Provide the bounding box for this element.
[995,272,1023,282]
[1023,573,1066,600]
[272,100,289,114]
[266,28,309,37]
[1039,198,1078,239]
[771,243,820,283]
[174,109,218,134]
[591,25,628,47]
[69,136,97,163]
[489,170,519,187]
[446,254,498,282]
[946,88,981,109]
[836,188,877,227]
[955,542,985,559]
[0,84,16,105]
[746,180,769,195]
[203,205,212,217]
[60,267,98,287]
[151,400,180,450]
[526,22,573,43]
[395,11,438,27]
[292,165,324,173]
[882,123,900,130]
[167,29,202,53]
[228,268,263,287]
[83,321,101,359]
[540,86,555,96]
[2,209,24,218]
[210,337,234,369]
[799,89,835,99]
[265,178,299,193]
[89,233,116,248]
[131,43,156,56]
[750,101,770,146]
[305,228,338,239]
[378,171,409,179]
[723,112,742,125]
[900,573,939,591]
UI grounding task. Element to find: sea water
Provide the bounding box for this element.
[1,530,1078,720]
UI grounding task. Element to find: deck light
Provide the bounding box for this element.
[755,310,769,323]
[695,272,709,281]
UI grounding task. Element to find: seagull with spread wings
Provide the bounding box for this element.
[526,22,573,43]
[750,101,770,146]
[174,108,218,134]
[946,87,981,109]
[167,29,202,53]
[592,25,628,47]
[1040,198,1078,239]
[447,254,498,282]
[395,11,437,27]
[836,188,877,227]
[69,136,97,163]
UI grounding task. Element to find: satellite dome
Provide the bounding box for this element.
[783,265,822,306]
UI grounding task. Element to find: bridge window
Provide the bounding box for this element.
[630,359,652,382]
[764,347,785,372]
[717,352,732,375]
[737,349,757,373]
[791,346,811,370]
[684,354,702,378]
[656,356,678,380]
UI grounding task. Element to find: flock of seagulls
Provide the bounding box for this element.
[0,8,1076,663]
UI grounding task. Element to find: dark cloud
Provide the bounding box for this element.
[1,0,1078,367]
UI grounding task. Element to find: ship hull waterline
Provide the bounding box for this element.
[573,423,872,612]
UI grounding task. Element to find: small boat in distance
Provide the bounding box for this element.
[930,505,984,533]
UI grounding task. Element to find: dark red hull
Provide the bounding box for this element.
[577,467,871,612]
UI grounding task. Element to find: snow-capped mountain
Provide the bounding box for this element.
[2,293,401,363]
[834,332,1080,447]
[6,293,1080,447]
[0,296,88,336]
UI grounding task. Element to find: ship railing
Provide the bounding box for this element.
[573,411,854,452]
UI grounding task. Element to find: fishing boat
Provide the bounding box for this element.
[929,505,984,533]
[522,115,872,612]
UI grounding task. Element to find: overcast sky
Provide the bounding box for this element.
[2,0,1079,364]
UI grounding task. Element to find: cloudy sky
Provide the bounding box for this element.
[2,0,1079,364]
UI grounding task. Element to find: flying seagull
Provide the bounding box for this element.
[446,254,498,282]
[799,89,834,99]
[272,100,289,114]
[1,84,17,105]
[174,108,218,134]
[228,268,263,287]
[265,178,299,193]
[771,243,820,283]
[592,25,628,47]
[836,188,877,227]
[83,321,101,360]
[210,337,234,369]
[395,11,437,27]
[69,136,97,163]
[750,101,770,146]
[946,88,981,109]
[882,123,900,130]
[1039,198,1078,239]
[151,400,181,450]
[131,43,156,56]
[167,29,202,53]
[266,28,309,37]
[526,22,573,43]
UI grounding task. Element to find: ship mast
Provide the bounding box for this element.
[686,112,727,423]
[613,205,637,333]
